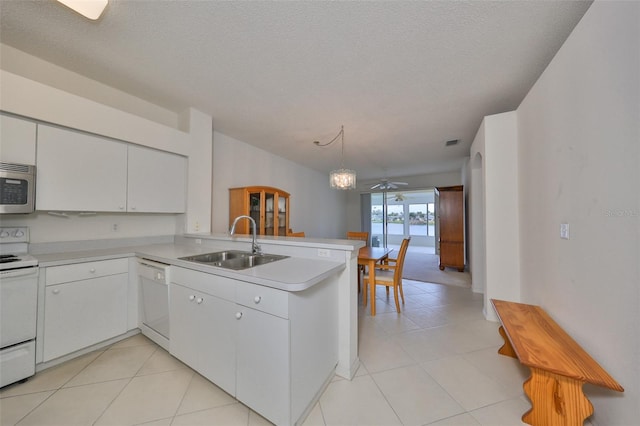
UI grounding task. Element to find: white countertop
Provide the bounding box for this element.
[34,241,346,292]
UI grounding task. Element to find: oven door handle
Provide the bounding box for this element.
[0,267,39,279]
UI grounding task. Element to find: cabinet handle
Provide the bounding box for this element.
[188,295,195,301]
[119,206,125,210]
[235,312,243,320]
[89,268,96,273]
[196,297,203,304]
[254,296,262,304]
[52,289,60,295]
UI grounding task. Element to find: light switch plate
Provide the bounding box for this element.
[560,223,570,240]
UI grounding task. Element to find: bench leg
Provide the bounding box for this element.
[522,367,593,426]
[497,326,518,358]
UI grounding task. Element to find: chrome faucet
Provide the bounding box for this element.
[230,215,262,255]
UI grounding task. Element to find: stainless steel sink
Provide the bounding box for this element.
[179,250,288,270]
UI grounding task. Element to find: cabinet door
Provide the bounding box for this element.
[264,192,275,235]
[198,290,237,395]
[169,283,237,395]
[36,125,127,212]
[43,274,128,361]
[0,115,36,164]
[169,283,200,370]
[277,195,287,236]
[438,190,463,243]
[249,191,262,234]
[236,307,290,425]
[127,145,186,213]
[440,242,464,268]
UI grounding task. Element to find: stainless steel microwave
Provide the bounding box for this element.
[0,163,36,214]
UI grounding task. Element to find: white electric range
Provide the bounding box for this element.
[0,227,39,388]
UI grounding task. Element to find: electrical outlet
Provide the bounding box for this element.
[318,249,331,258]
[560,223,570,240]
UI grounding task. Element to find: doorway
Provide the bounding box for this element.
[370,189,436,251]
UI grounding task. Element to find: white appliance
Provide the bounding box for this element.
[0,227,38,388]
[138,258,170,350]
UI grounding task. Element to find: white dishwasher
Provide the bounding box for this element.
[138,259,170,350]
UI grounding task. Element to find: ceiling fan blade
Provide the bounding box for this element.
[370,183,381,190]
[391,182,408,186]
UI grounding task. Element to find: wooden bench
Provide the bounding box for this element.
[491,299,623,426]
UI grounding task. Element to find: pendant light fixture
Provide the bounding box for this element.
[313,125,357,190]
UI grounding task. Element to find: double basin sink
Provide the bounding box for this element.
[179,250,288,270]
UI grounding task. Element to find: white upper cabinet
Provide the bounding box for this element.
[127,145,186,213]
[0,114,37,165]
[36,124,187,213]
[36,124,128,212]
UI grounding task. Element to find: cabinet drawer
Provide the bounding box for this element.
[236,281,288,319]
[45,258,129,286]
[171,267,235,302]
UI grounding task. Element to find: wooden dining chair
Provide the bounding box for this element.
[346,231,369,244]
[347,231,369,291]
[288,231,305,237]
[363,237,410,313]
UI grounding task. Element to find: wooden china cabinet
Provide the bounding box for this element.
[229,186,290,236]
[436,185,465,272]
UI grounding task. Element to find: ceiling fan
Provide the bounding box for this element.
[370,179,409,191]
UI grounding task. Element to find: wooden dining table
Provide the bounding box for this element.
[358,246,393,316]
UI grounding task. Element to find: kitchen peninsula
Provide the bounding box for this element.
[32,233,363,426]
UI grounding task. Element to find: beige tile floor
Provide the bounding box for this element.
[1,280,548,426]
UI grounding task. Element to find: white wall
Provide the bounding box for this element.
[516,2,639,423]
[469,112,521,320]
[0,212,181,244]
[0,44,178,128]
[180,108,213,234]
[466,152,485,295]
[211,132,347,238]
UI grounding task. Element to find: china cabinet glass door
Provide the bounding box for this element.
[264,192,275,235]
[278,197,287,236]
[249,192,262,231]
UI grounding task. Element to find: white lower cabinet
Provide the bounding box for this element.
[170,282,236,395]
[42,259,129,362]
[170,266,337,426]
[236,305,290,425]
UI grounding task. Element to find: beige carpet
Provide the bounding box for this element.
[402,251,471,287]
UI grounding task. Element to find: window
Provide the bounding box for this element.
[427,202,435,236]
[409,203,427,237]
[386,204,404,235]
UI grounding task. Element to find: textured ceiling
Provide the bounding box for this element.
[0,0,592,184]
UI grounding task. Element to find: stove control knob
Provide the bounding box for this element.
[14,230,24,237]
[0,231,10,238]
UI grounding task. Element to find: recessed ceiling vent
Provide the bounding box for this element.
[445,139,460,147]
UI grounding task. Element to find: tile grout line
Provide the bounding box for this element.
[92,342,159,426]
[8,348,109,426]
